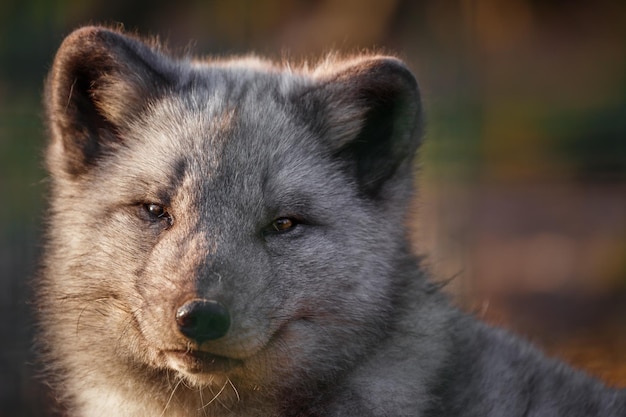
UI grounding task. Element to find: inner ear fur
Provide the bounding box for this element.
[306,57,423,199]
[45,26,175,177]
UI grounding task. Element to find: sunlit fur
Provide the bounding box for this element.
[38,26,625,417]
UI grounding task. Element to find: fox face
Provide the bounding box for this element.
[41,26,422,411]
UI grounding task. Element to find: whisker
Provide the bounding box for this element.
[227,377,241,402]
[159,377,183,417]
[201,378,229,410]
[198,386,209,417]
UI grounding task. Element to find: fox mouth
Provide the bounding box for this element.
[164,350,243,374]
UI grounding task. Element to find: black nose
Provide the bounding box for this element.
[175,299,230,343]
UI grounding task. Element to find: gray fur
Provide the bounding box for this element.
[38,26,625,417]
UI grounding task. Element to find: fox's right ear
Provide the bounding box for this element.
[298,57,422,200]
[45,26,177,178]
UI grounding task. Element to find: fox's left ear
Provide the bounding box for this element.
[44,26,177,178]
[301,57,422,198]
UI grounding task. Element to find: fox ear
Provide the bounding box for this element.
[306,57,422,198]
[45,26,176,177]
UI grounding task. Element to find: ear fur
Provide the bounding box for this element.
[45,26,177,177]
[303,57,422,198]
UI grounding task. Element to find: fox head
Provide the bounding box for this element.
[41,26,422,408]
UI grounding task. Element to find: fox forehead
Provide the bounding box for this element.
[109,96,331,219]
[121,75,320,177]
[126,66,307,150]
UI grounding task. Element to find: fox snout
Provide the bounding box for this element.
[175,298,231,343]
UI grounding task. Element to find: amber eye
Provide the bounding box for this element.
[145,203,166,218]
[141,203,173,227]
[270,217,296,233]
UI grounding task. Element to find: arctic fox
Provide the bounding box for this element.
[38,26,625,417]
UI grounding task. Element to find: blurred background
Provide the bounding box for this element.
[0,0,624,415]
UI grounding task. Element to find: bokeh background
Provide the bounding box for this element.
[1,0,624,415]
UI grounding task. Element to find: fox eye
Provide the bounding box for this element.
[141,203,173,226]
[270,217,297,233]
[145,203,165,217]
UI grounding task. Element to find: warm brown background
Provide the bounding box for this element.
[1,1,624,415]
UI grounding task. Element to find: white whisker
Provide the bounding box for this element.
[227,377,240,402]
[159,377,183,417]
[201,378,229,410]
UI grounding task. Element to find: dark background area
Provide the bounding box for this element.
[1,1,624,415]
